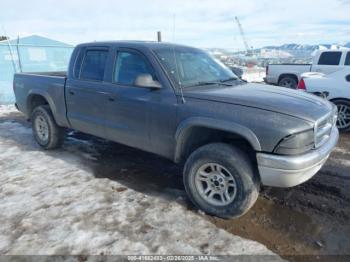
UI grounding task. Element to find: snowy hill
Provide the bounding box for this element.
[259,42,350,59]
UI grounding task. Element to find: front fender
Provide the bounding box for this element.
[174,117,261,163]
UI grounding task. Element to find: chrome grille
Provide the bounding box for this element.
[314,109,337,148]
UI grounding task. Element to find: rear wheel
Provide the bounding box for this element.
[183,143,260,219]
[32,105,65,149]
[279,76,297,89]
[333,100,350,132]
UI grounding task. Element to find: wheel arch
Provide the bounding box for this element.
[174,117,261,163]
[26,90,57,120]
[329,97,350,103]
[329,98,350,132]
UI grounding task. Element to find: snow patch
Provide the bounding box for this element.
[332,158,350,168]
[0,105,16,116]
[242,68,266,83]
[0,107,280,257]
[333,147,349,155]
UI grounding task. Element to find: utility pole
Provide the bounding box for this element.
[172,14,176,41]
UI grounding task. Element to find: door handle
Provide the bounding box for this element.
[69,90,75,95]
[108,96,115,102]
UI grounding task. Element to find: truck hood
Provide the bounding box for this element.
[183,83,333,122]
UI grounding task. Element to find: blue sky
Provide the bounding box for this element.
[1,0,350,49]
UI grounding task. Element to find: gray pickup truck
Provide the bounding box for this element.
[14,41,339,218]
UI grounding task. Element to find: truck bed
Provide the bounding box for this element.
[20,71,67,77]
[13,71,69,127]
[268,63,312,66]
[265,64,312,85]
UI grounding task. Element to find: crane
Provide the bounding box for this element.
[234,16,253,56]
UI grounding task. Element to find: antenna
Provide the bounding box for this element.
[16,35,23,73]
[234,16,253,56]
[172,44,185,103]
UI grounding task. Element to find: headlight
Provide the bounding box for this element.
[274,129,314,155]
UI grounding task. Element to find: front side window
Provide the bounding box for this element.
[114,51,156,85]
[154,47,237,88]
[80,50,108,81]
[345,52,350,66]
[318,52,342,66]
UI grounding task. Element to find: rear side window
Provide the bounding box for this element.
[80,50,108,81]
[73,49,85,78]
[318,52,342,66]
[114,51,156,85]
[345,52,350,66]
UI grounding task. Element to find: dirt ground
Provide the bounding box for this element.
[1,108,350,261]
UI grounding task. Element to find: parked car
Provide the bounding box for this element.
[265,50,350,89]
[14,41,339,219]
[297,68,350,132]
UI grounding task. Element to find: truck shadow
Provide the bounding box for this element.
[67,131,187,202]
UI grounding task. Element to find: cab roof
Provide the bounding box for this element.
[76,40,198,51]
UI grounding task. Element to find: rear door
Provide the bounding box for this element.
[65,46,111,137]
[313,51,344,74]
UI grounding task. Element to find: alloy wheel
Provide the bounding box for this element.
[194,163,237,206]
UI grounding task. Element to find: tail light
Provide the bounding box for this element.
[266,65,269,76]
[297,79,306,90]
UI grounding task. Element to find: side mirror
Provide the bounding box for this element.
[134,74,161,90]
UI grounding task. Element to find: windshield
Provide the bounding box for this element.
[154,47,238,88]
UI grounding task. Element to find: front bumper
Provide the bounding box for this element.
[256,127,339,188]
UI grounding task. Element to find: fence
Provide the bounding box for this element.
[0,42,73,104]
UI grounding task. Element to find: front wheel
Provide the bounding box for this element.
[32,105,65,149]
[183,143,260,219]
[334,100,350,132]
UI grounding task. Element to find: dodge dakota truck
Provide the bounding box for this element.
[14,41,339,218]
[265,50,350,89]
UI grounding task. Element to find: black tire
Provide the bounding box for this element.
[31,105,65,149]
[183,143,260,219]
[333,99,350,133]
[279,76,297,89]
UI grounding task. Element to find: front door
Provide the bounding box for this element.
[103,48,178,157]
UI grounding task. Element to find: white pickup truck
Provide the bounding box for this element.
[265,50,350,89]
[297,68,350,132]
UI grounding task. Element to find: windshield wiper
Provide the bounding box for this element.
[186,81,233,88]
[220,77,239,82]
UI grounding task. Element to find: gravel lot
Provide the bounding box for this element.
[1,104,349,261]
